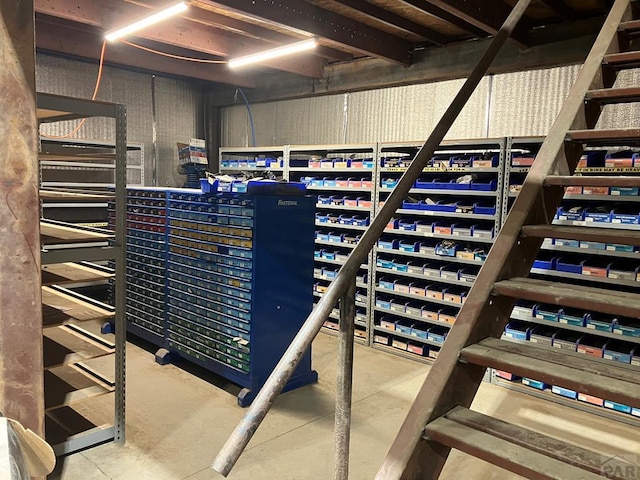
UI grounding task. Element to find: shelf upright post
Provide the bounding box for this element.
[0,0,45,438]
[283,145,291,181]
[114,104,128,443]
[496,137,508,232]
[501,137,515,228]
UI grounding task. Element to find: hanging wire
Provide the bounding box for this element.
[121,40,227,63]
[41,40,107,139]
[235,88,256,147]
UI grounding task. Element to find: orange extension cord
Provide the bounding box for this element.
[40,39,226,138]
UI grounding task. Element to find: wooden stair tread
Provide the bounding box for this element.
[426,411,607,480]
[40,221,111,245]
[45,365,114,411]
[43,325,114,370]
[492,277,640,319]
[426,407,630,479]
[545,175,640,187]
[42,262,113,286]
[521,224,640,246]
[585,86,640,104]
[461,338,640,409]
[566,128,640,146]
[42,286,114,322]
[603,50,640,69]
[618,19,640,34]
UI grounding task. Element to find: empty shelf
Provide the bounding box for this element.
[42,286,114,322]
[42,262,113,285]
[45,365,114,411]
[44,325,114,370]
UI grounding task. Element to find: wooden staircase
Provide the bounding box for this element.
[375,0,640,478]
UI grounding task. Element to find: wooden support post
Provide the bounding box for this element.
[0,0,44,436]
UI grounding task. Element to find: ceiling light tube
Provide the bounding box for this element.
[105,2,188,42]
[228,38,318,69]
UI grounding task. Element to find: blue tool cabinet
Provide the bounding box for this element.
[108,187,168,346]
[117,186,318,406]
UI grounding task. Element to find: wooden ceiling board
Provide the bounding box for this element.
[368,0,470,36]
[305,0,424,42]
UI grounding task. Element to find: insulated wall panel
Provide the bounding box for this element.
[36,54,203,187]
[219,64,640,150]
[222,96,344,146]
[488,65,580,137]
[597,69,640,130]
[154,76,204,187]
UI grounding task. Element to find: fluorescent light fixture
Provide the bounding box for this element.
[228,38,318,68]
[105,2,188,42]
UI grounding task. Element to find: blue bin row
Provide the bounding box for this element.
[291,158,374,169]
[522,304,640,337]
[221,158,282,168]
[315,213,370,226]
[315,230,361,244]
[532,253,640,282]
[378,315,450,343]
[556,206,640,225]
[301,176,374,188]
[376,257,477,282]
[387,219,495,239]
[381,178,497,191]
[401,200,496,215]
[381,154,498,169]
[377,278,467,304]
[550,237,639,254]
[505,321,637,361]
[317,195,372,208]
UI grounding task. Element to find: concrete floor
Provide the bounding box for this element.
[50,333,640,480]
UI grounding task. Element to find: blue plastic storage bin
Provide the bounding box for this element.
[315,213,329,223]
[473,203,497,215]
[402,200,422,210]
[399,241,421,252]
[399,220,418,231]
[556,256,585,274]
[378,238,399,250]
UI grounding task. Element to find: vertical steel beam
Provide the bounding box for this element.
[334,279,356,480]
[0,0,44,436]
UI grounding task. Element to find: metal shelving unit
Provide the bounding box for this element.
[218,146,287,178]
[37,93,126,456]
[498,135,640,426]
[371,139,505,362]
[288,143,378,344]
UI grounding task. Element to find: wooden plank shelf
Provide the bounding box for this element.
[45,365,115,411]
[44,325,114,370]
[40,221,112,245]
[42,262,113,285]
[45,406,113,450]
[42,286,114,322]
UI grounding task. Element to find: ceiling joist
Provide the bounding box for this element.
[396,0,490,39]
[123,0,353,62]
[34,0,326,78]
[332,0,451,45]
[422,0,533,47]
[35,18,256,87]
[538,0,577,20]
[199,0,413,64]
